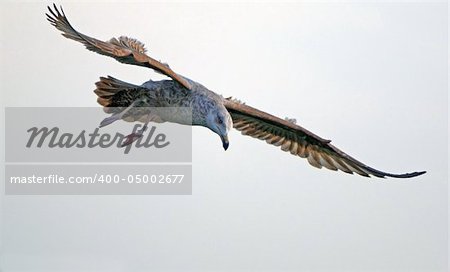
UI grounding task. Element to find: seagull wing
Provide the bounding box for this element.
[46,4,191,90]
[224,99,425,178]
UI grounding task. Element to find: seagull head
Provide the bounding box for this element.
[206,106,233,151]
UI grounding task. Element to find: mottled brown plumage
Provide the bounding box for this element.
[46,4,426,179]
[46,4,191,90]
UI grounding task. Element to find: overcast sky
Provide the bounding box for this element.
[0,1,448,271]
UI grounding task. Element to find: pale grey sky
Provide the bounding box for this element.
[0,1,448,271]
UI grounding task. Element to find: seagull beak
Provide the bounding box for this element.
[221,134,229,151]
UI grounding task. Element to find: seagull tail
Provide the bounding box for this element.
[94,76,141,108]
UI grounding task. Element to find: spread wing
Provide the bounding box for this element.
[224,99,425,178]
[46,4,191,90]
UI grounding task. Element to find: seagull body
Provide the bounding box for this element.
[47,4,426,179]
[95,76,232,148]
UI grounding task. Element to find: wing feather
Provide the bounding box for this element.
[224,98,426,179]
[46,4,191,90]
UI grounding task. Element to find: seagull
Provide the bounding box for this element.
[46,4,426,179]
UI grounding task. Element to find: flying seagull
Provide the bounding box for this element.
[46,4,425,179]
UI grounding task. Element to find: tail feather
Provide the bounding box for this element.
[95,76,139,98]
[93,76,144,109]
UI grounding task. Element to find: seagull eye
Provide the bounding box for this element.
[216,116,223,124]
